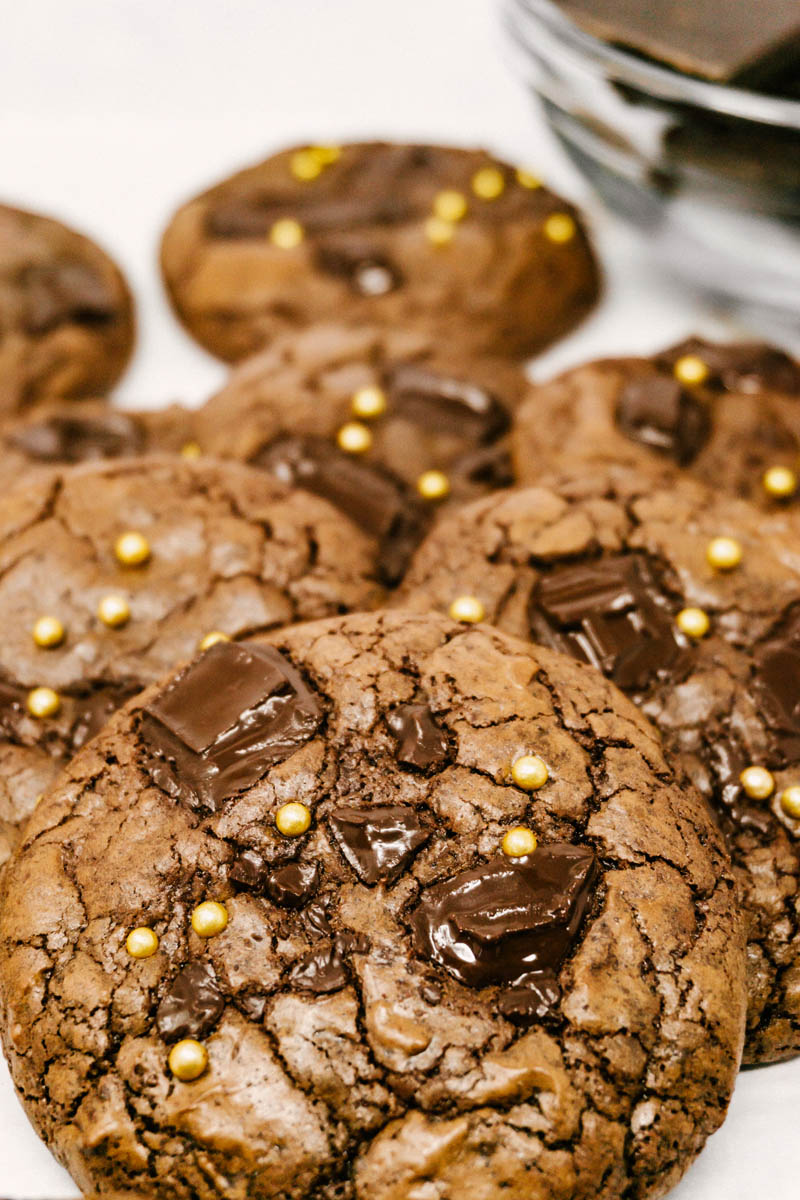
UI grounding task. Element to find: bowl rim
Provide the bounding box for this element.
[505,0,800,129]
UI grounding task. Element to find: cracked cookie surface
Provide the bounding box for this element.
[160,142,600,363]
[0,456,381,872]
[397,463,800,1063]
[0,204,134,416]
[0,610,744,1199]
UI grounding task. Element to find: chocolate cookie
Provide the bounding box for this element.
[397,463,800,1063]
[0,456,381,874]
[0,204,134,415]
[192,323,530,582]
[513,337,800,510]
[0,610,744,1199]
[160,142,600,362]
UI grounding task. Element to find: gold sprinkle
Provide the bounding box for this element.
[309,144,342,165]
[472,166,505,200]
[126,927,159,959]
[337,421,373,454]
[739,766,775,801]
[191,901,228,939]
[276,801,312,837]
[673,354,710,387]
[199,630,231,652]
[424,216,456,246]
[97,594,131,629]
[706,536,743,571]
[27,686,61,719]
[417,470,450,501]
[351,385,387,419]
[180,441,202,460]
[763,465,798,499]
[290,149,324,181]
[269,218,304,249]
[448,595,485,624]
[433,190,468,222]
[511,755,549,790]
[676,607,710,639]
[169,1039,208,1082]
[543,213,576,244]
[115,531,151,567]
[32,615,65,649]
[780,786,800,820]
[501,826,538,858]
[516,168,542,189]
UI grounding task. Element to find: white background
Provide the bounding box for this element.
[0,1,798,1195]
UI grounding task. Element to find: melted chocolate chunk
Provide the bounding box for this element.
[254,434,427,586]
[140,642,322,812]
[452,442,515,490]
[616,374,711,466]
[156,962,225,1043]
[328,805,429,885]
[658,338,800,396]
[266,860,321,908]
[497,973,561,1024]
[10,411,145,464]
[384,364,510,443]
[22,262,117,334]
[289,931,370,994]
[411,844,597,989]
[305,901,333,936]
[530,555,685,693]
[387,703,450,771]
[229,848,269,891]
[752,612,800,763]
[314,245,403,296]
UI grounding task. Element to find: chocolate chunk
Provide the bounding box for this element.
[530,555,685,692]
[387,703,450,771]
[10,411,145,464]
[315,245,403,296]
[23,262,117,333]
[304,901,333,936]
[752,613,800,764]
[265,861,320,908]
[289,931,370,994]
[452,443,515,491]
[254,434,428,586]
[497,973,561,1024]
[229,848,269,891]
[156,962,225,1043]
[658,338,800,396]
[328,805,429,884]
[139,641,322,812]
[615,375,711,466]
[410,843,597,989]
[385,364,510,443]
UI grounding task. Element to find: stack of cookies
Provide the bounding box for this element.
[0,142,796,1200]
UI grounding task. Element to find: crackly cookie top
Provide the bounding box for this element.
[397,463,800,1063]
[513,336,800,509]
[0,611,744,1200]
[192,323,530,583]
[0,204,134,415]
[160,141,599,362]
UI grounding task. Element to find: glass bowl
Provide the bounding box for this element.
[502,0,800,323]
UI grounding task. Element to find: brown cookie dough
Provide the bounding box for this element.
[0,456,382,873]
[193,323,531,583]
[513,337,800,510]
[0,204,135,415]
[0,610,744,1200]
[397,463,800,1063]
[160,142,600,362]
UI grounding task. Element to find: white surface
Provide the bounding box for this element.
[0,1,797,1195]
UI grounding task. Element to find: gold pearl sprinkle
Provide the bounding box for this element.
[673,354,710,387]
[180,441,202,460]
[543,213,576,244]
[97,594,131,629]
[706,536,743,571]
[290,149,324,181]
[275,801,312,837]
[27,687,60,719]
[269,218,304,249]
[676,607,710,639]
[337,421,373,454]
[351,385,387,420]
[501,826,538,858]
[309,144,342,165]
[126,927,159,959]
[472,166,506,200]
[739,766,775,801]
[763,465,798,499]
[115,531,151,567]
[417,470,450,501]
[191,901,229,939]
[433,190,468,223]
[780,786,800,820]
[448,595,485,624]
[169,1039,208,1082]
[199,630,231,652]
[511,755,549,790]
[32,615,65,649]
[424,216,456,246]
[516,168,542,189]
